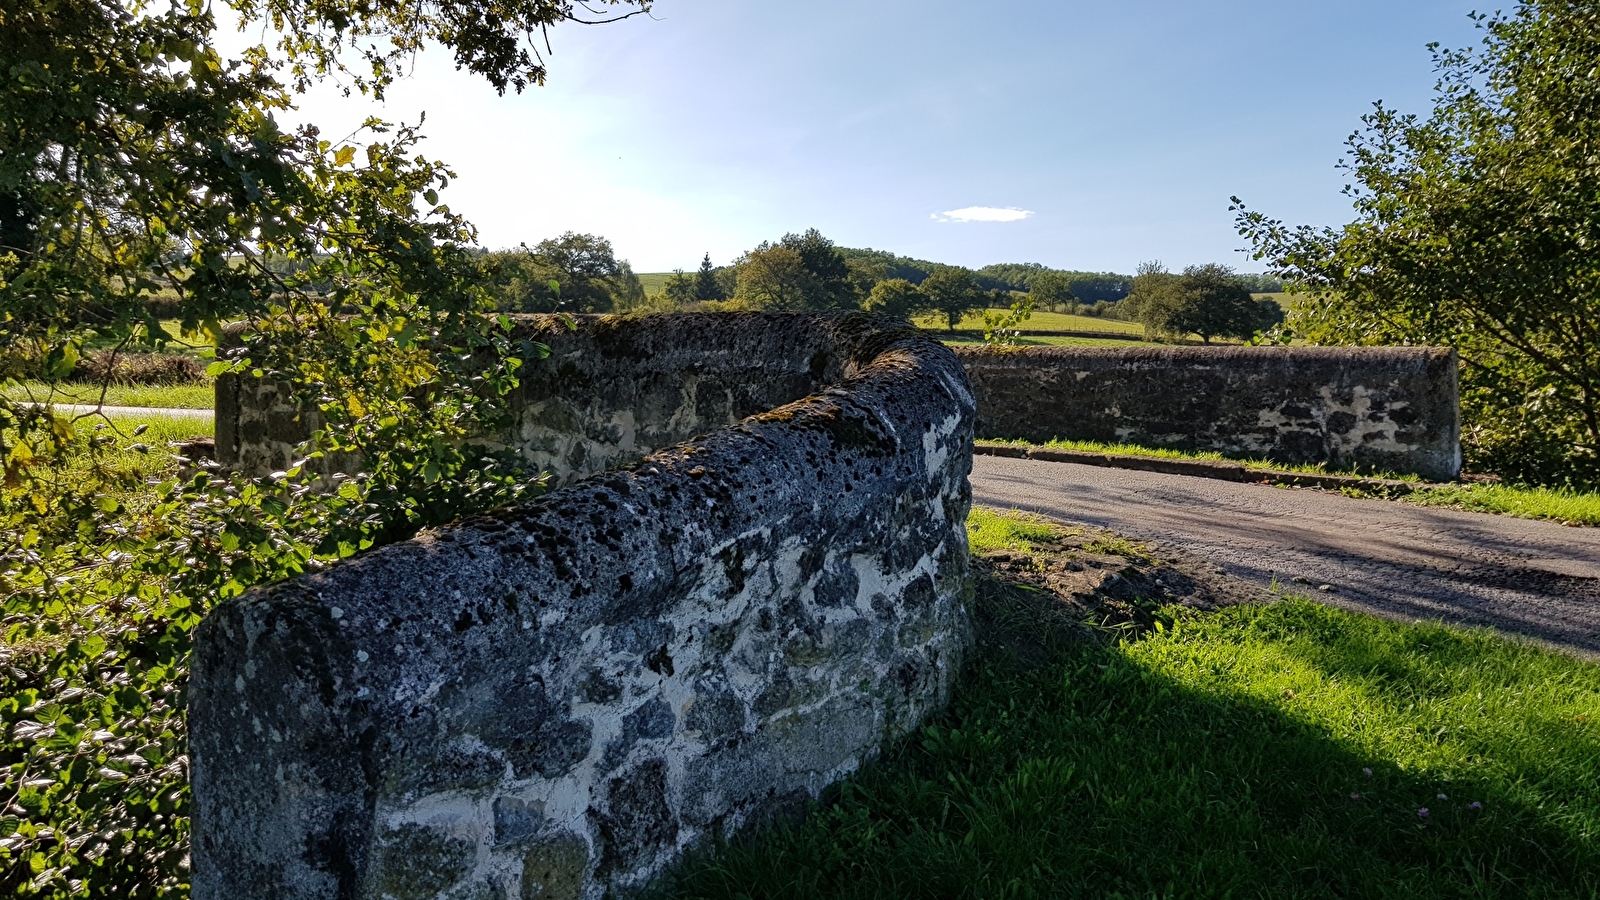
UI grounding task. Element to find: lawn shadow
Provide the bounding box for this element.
[654,570,1600,900]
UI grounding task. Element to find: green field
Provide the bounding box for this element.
[913,308,1145,335]
[1252,292,1304,311]
[3,381,215,409]
[940,333,1146,348]
[636,272,681,295]
[979,436,1423,481]
[658,509,1600,899]
[628,280,1148,337]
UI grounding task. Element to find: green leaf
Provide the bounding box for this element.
[47,342,80,379]
[334,146,356,166]
[424,189,439,206]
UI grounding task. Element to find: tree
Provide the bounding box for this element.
[1029,271,1077,314]
[695,253,725,301]
[779,228,855,309]
[845,255,890,299]
[920,265,985,330]
[733,243,810,310]
[1172,264,1263,343]
[481,232,627,313]
[863,278,926,320]
[1235,1,1600,487]
[664,268,698,305]
[1122,263,1265,342]
[613,260,648,310]
[0,2,649,895]
[1121,261,1187,339]
[727,229,855,311]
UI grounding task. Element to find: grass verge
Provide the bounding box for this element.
[657,510,1600,899]
[980,435,1422,481]
[1403,483,1600,527]
[3,380,214,409]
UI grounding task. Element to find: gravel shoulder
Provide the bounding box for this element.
[972,455,1600,657]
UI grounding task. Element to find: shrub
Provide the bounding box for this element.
[72,353,206,386]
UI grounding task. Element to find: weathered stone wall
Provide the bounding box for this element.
[216,314,854,486]
[955,345,1460,480]
[190,313,976,900]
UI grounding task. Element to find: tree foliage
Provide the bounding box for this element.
[1028,271,1077,314]
[731,229,853,311]
[919,265,986,331]
[480,232,635,313]
[0,0,647,895]
[1235,1,1600,487]
[862,278,925,320]
[694,253,724,301]
[1123,263,1277,342]
[837,247,940,286]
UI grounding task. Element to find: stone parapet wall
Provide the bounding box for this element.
[217,313,856,485]
[190,313,976,900]
[955,345,1460,480]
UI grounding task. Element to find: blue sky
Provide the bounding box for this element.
[287,0,1483,274]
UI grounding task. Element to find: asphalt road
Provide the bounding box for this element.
[971,455,1600,656]
[28,403,212,420]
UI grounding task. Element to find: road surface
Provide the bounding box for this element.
[25,403,212,420]
[971,455,1600,655]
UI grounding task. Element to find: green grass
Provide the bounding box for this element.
[1406,483,1600,527]
[966,506,1067,554]
[636,272,682,295]
[93,413,211,443]
[660,541,1600,898]
[939,333,1148,348]
[1252,292,1307,310]
[979,435,1421,481]
[3,380,214,409]
[57,414,213,487]
[79,318,214,356]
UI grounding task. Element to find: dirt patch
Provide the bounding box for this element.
[970,516,1273,668]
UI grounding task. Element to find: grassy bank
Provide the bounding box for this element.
[1404,483,1600,527]
[979,436,1419,479]
[3,381,214,409]
[658,510,1600,899]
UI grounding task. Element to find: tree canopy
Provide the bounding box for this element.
[919,265,987,330]
[1236,0,1600,487]
[481,232,635,313]
[0,2,648,895]
[1123,263,1279,342]
[731,229,853,311]
[695,252,725,301]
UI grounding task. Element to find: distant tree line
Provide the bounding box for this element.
[477,229,1285,343]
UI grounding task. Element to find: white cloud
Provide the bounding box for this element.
[931,206,1034,223]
